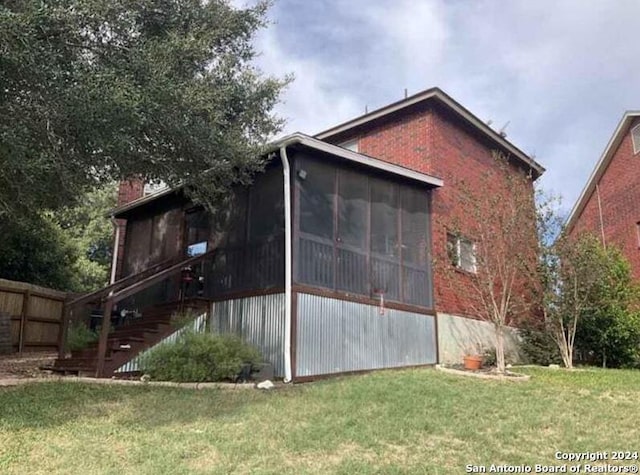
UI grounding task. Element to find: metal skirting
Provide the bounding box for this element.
[115,312,208,374]
[296,293,436,377]
[211,293,286,377]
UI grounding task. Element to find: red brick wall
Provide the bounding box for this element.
[326,105,536,317]
[112,180,145,281]
[358,105,436,175]
[570,117,640,280]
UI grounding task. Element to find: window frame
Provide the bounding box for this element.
[447,232,477,274]
[632,124,640,155]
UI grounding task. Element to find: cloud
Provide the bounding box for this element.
[253,26,361,134]
[250,0,640,212]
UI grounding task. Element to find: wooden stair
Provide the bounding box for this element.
[52,299,208,377]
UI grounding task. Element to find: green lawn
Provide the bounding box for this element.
[1,367,639,474]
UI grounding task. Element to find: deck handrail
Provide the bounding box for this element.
[64,256,181,309]
[58,249,218,375]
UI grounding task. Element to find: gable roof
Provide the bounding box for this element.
[315,87,546,179]
[111,132,443,218]
[565,111,640,232]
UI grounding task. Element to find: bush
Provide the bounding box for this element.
[482,347,497,367]
[519,326,561,366]
[572,250,640,368]
[66,322,98,352]
[139,332,262,382]
[481,346,518,367]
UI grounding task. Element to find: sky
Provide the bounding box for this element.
[241,0,640,215]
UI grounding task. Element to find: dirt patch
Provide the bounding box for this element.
[0,352,56,379]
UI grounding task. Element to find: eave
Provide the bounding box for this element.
[109,132,443,218]
[565,111,640,232]
[315,87,545,180]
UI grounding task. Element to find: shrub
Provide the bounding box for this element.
[481,346,518,367]
[139,332,262,382]
[482,347,497,367]
[66,322,98,352]
[519,326,561,366]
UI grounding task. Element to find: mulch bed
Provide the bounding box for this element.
[435,364,530,381]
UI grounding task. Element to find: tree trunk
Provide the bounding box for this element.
[555,328,573,369]
[495,325,506,373]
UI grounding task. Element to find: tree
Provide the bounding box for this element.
[538,232,640,369]
[0,184,117,292]
[538,234,606,368]
[55,183,118,291]
[443,152,539,374]
[0,0,287,220]
[572,243,640,368]
[0,213,78,290]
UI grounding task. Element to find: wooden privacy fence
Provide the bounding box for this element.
[0,279,68,353]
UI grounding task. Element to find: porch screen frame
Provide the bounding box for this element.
[293,152,434,309]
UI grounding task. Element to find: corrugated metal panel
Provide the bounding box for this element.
[115,312,208,374]
[211,293,285,377]
[296,293,436,377]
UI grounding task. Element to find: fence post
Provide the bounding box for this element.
[18,290,30,354]
[58,304,71,359]
[0,311,11,355]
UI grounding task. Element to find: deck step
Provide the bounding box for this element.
[56,299,207,378]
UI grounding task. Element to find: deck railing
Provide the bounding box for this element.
[59,249,218,376]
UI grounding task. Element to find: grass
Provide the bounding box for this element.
[1,367,639,474]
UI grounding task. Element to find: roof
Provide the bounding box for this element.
[565,111,640,232]
[315,87,546,179]
[110,132,443,218]
[110,186,179,218]
[279,133,443,187]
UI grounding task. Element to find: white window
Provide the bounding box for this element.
[339,139,359,152]
[632,124,640,155]
[447,233,476,273]
[143,180,168,196]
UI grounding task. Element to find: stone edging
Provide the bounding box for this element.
[0,376,258,390]
[435,364,531,381]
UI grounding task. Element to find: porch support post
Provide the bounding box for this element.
[95,298,114,378]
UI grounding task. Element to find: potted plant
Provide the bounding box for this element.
[463,343,483,370]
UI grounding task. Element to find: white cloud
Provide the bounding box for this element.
[250,0,640,212]
[253,27,361,136]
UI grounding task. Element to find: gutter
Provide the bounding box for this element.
[109,216,120,284]
[279,145,293,383]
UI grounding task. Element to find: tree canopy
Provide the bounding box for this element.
[0,183,117,291]
[0,0,287,219]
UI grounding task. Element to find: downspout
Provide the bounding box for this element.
[279,146,293,383]
[109,216,120,284]
[595,183,606,249]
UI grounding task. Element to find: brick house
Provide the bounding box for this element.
[57,87,544,379]
[566,111,640,277]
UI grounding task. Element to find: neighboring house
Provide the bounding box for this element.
[566,111,640,278]
[71,87,544,380]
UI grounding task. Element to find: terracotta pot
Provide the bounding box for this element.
[463,355,482,370]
